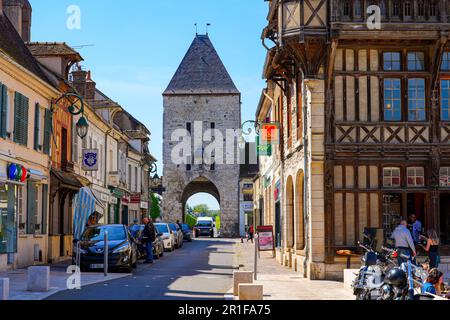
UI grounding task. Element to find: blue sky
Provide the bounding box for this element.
[30,0,268,210]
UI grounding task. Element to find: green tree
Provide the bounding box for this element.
[150,193,161,220]
[193,204,211,216]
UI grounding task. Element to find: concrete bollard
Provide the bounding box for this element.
[0,278,9,300]
[343,269,359,291]
[233,271,253,296]
[27,266,50,292]
[239,284,263,300]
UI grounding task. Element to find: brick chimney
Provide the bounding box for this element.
[3,0,32,42]
[85,71,96,101]
[71,65,88,98]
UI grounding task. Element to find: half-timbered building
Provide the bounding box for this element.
[258,0,450,280]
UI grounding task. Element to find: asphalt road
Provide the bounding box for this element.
[46,238,238,300]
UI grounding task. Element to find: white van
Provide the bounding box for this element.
[195,217,215,238]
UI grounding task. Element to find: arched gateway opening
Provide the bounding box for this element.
[181,177,221,224]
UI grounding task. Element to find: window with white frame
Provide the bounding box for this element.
[407,167,425,187]
[383,167,401,187]
[440,167,450,187]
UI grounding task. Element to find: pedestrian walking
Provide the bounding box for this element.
[391,218,416,265]
[420,229,441,269]
[247,224,254,243]
[142,217,156,264]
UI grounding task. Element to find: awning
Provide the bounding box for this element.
[51,169,89,191]
[73,187,96,240]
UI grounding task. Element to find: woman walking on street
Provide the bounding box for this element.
[247,225,254,243]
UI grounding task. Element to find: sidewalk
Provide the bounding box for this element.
[0,261,130,300]
[233,241,354,300]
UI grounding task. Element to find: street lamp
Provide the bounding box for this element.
[75,117,89,139]
[51,92,89,139]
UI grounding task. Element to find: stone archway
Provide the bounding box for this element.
[285,175,295,249]
[181,176,221,223]
[295,170,305,250]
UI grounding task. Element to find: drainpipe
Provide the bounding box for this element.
[302,79,310,278]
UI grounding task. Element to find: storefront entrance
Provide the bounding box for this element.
[0,183,17,256]
[407,193,426,227]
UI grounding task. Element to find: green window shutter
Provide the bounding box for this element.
[34,103,40,151]
[41,184,48,235]
[27,181,37,235]
[43,108,51,155]
[0,83,7,138]
[13,92,29,146]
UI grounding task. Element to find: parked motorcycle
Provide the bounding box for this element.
[352,242,398,300]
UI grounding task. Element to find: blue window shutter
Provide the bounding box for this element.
[0,83,7,138]
[43,109,51,155]
[13,92,29,146]
[34,103,40,150]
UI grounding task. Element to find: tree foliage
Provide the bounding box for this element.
[150,193,161,220]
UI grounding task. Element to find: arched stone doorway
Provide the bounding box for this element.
[285,176,295,249]
[181,177,221,223]
[295,170,305,250]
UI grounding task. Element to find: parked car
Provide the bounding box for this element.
[169,223,184,249]
[155,223,176,252]
[73,224,138,273]
[181,224,193,242]
[128,224,164,259]
[195,217,215,238]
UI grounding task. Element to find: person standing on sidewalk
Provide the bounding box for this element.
[142,217,156,264]
[391,218,416,265]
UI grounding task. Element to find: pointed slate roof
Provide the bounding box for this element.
[164,34,239,95]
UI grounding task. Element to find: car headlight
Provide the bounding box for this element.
[113,244,131,254]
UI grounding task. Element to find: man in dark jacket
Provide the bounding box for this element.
[142,217,156,264]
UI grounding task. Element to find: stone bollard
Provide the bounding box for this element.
[239,284,263,300]
[233,271,253,296]
[343,269,359,291]
[0,278,9,300]
[27,266,50,292]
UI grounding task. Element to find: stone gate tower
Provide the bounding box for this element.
[162,34,241,237]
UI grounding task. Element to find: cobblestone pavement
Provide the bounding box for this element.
[234,241,354,300]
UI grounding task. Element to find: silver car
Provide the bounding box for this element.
[169,223,184,249]
[155,223,176,252]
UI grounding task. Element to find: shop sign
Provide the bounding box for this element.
[263,176,272,189]
[140,201,148,209]
[109,187,124,198]
[122,195,130,204]
[109,197,118,205]
[130,193,141,204]
[82,149,99,171]
[7,163,28,182]
[256,136,272,157]
[260,122,280,145]
[241,203,253,211]
[101,193,109,203]
[274,180,281,201]
[257,226,275,252]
